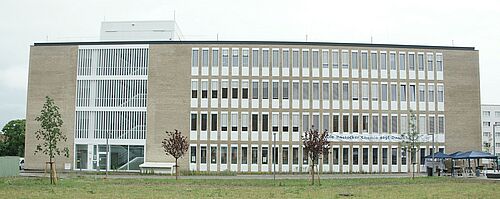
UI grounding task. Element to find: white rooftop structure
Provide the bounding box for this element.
[100,20,183,41]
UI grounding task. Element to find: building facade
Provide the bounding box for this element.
[25,41,481,173]
[481,105,500,157]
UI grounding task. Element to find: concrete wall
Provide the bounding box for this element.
[24,45,77,170]
[0,156,20,177]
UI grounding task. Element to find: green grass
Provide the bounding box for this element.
[0,176,498,198]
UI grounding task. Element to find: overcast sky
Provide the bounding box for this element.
[1,0,499,128]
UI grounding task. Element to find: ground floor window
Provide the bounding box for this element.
[75,144,88,169]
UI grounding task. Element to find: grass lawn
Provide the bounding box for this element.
[0,176,498,198]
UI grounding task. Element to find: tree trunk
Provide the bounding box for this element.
[317,166,321,186]
[175,158,179,180]
[311,161,315,185]
[49,157,53,185]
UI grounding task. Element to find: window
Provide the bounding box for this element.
[390,53,396,70]
[372,148,378,165]
[382,116,388,133]
[263,82,269,99]
[313,82,319,100]
[332,148,339,165]
[272,49,279,68]
[252,49,259,68]
[231,81,238,99]
[211,114,217,131]
[352,83,359,101]
[429,116,435,134]
[283,147,289,165]
[419,85,425,102]
[231,147,238,164]
[418,54,424,71]
[483,111,490,117]
[252,81,259,99]
[190,146,196,163]
[201,146,207,164]
[420,149,426,165]
[322,82,330,100]
[382,148,388,165]
[252,114,258,131]
[273,147,279,164]
[361,52,367,69]
[293,114,299,132]
[201,114,207,131]
[363,148,369,165]
[391,116,398,133]
[438,116,444,134]
[283,114,289,132]
[437,85,444,102]
[242,81,249,99]
[428,85,435,102]
[293,147,299,164]
[262,147,268,164]
[343,115,349,133]
[212,49,219,67]
[342,51,349,68]
[272,82,279,99]
[302,50,309,69]
[483,122,491,127]
[322,51,329,68]
[242,114,248,131]
[401,116,408,133]
[202,49,209,67]
[408,54,415,71]
[303,114,310,131]
[221,146,227,164]
[312,51,319,68]
[252,147,258,164]
[222,81,228,99]
[343,148,349,165]
[191,113,197,131]
[410,85,416,102]
[221,113,228,131]
[211,81,218,98]
[283,50,290,68]
[427,54,434,71]
[391,148,398,165]
[381,84,388,102]
[303,82,310,100]
[201,81,208,98]
[400,84,406,102]
[371,83,378,101]
[362,83,369,101]
[333,115,339,132]
[292,50,299,68]
[313,115,319,130]
[262,114,269,131]
[362,115,369,133]
[353,148,359,165]
[380,53,387,70]
[333,51,339,68]
[241,147,248,164]
[436,54,443,71]
[371,52,378,70]
[263,49,269,68]
[372,115,379,133]
[323,114,330,132]
[323,149,329,164]
[399,54,406,70]
[419,116,426,134]
[402,150,407,165]
[192,49,199,67]
[272,114,279,132]
[342,83,349,101]
[352,52,359,69]
[222,49,229,67]
[282,82,289,99]
[391,84,397,102]
[242,49,249,67]
[333,83,339,100]
[191,81,198,98]
[495,111,500,118]
[292,82,299,100]
[211,146,217,164]
[231,113,238,131]
[353,115,359,133]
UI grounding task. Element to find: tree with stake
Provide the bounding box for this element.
[34,96,69,185]
[302,126,329,185]
[161,129,188,180]
[401,110,423,179]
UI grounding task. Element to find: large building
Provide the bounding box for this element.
[481,105,500,156]
[25,38,481,173]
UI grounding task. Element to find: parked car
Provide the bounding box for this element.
[19,158,25,170]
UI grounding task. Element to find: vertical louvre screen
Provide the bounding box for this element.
[77,48,149,76]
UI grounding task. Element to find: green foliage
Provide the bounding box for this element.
[0,119,26,157]
[34,96,69,159]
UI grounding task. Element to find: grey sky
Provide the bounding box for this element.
[1,0,499,128]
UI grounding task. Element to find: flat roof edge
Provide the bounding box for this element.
[33,40,476,51]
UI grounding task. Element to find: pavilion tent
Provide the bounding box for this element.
[451,151,497,159]
[424,152,452,159]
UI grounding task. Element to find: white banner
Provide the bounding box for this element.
[326,133,445,143]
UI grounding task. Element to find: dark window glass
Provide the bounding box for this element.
[191,114,197,131]
[211,146,217,164]
[201,114,207,131]
[252,114,258,131]
[293,147,299,165]
[241,147,248,164]
[231,147,238,164]
[362,148,368,165]
[222,87,228,98]
[201,146,207,164]
[373,148,378,165]
[333,115,339,132]
[262,147,268,164]
[252,147,258,164]
[242,87,248,99]
[382,148,388,165]
[262,114,268,131]
[332,148,339,165]
[282,147,289,165]
[221,147,227,164]
[392,148,398,165]
[190,146,196,163]
[342,148,349,165]
[353,148,359,165]
[211,114,217,131]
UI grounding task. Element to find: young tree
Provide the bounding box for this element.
[161,129,189,180]
[34,96,69,184]
[401,110,423,179]
[302,126,329,185]
[0,119,26,157]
